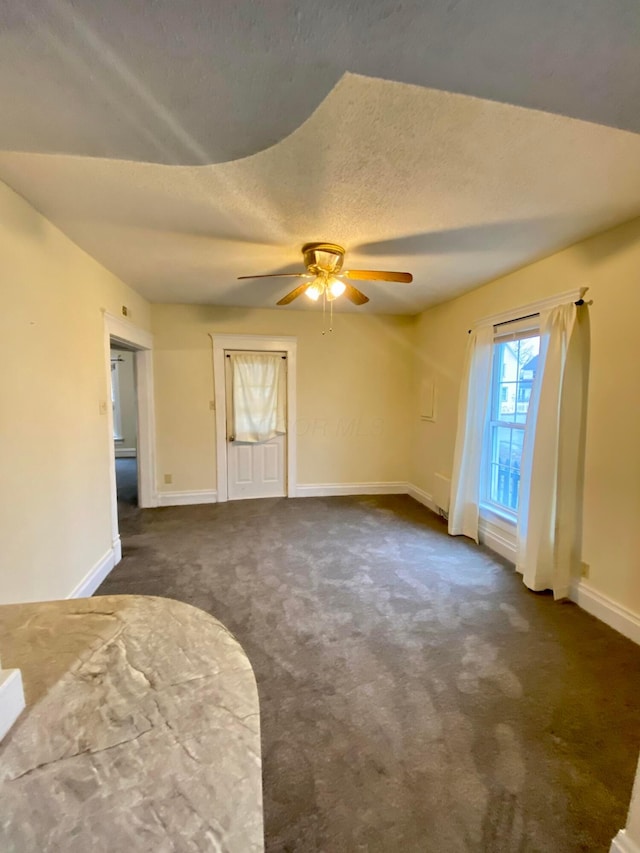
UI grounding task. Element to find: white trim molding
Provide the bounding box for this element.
[103,313,158,572]
[611,830,640,853]
[135,348,159,509]
[68,545,119,599]
[211,333,298,503]
[0,669,25,742]
[104,311,153,350]
[478,509,517,563]
[611,753,640,853]
[571,580,640,646]
[296,482,407,498]
[406,484,439,514]
[157,490,218,507]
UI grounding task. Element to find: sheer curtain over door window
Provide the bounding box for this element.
[230,353,286,443]
[225,351,287,501]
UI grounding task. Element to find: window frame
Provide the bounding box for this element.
[481,325,540,523]
[111,360,123,441]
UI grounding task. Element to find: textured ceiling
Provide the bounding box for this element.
[0,0,639,164]
[2,2,640,312]
[2,74,640,313]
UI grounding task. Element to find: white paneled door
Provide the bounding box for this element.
[225,351,287,500]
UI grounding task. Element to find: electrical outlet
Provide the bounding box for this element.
[164,474,172,485]
[580,561,590,578]
[121,305,129,317]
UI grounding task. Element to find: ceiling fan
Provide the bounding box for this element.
[238,242,413,306]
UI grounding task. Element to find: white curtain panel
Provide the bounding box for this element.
[448,324,494,542]
[231,353,286,443]
[517,302,580,598]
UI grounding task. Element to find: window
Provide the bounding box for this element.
[483,330,540,517]
[111,360,123,441]
[228,352,286,442]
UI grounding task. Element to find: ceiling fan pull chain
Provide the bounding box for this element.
[322,287,326,335]
[329,296,333,333]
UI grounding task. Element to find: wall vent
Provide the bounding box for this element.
[433,473,451,515]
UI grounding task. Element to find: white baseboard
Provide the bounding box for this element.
[67,544,120,599]
[157,490,218,507]
[295,482,407,498]
[296,481,446,514]
[571,580,640,646]
[478,516,517,563]
[114,448,137,458]
[0,669,25,741]
[610,829,640,853]
[406,484,439,514]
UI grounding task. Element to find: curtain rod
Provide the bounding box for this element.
[468,298,585,334]
[225,353,287,359]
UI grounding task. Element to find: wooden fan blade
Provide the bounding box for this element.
[343,283,369,305]
[277,282,310,305]
[344,269,413,283]
[238,273,310,280]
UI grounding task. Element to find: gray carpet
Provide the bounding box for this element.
[115,457,138,506]
[97,495,640,852]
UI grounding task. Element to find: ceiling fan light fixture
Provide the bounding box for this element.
[328,277,346,299]
[305,278,323,301]
[239,242,410,309]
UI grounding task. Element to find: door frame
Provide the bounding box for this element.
[212,333,297,503]
[104,312,158,561]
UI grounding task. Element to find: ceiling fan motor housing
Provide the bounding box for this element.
[302,242,345,275]
[238,242,408,306]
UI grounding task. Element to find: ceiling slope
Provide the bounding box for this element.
[1,74,640,313]
[0,0,639,164]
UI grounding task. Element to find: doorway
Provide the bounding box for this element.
[212,334,297,503]
[110,345,139,511]
[104,312,157,563]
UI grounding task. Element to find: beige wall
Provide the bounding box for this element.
[151,304,414,493]
[0,180,150,604]
[4,159,637,623]
[411,216,640,616]
[111,349,137,454]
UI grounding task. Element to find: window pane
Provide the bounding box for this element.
[515,337,540,422]
[489,426,519,509]
[499,381,517,420]
[494,337,540,425]
[495,343,519,423]
[511,428,524,459]
[488,429,522,511]
[486,334,539,514]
